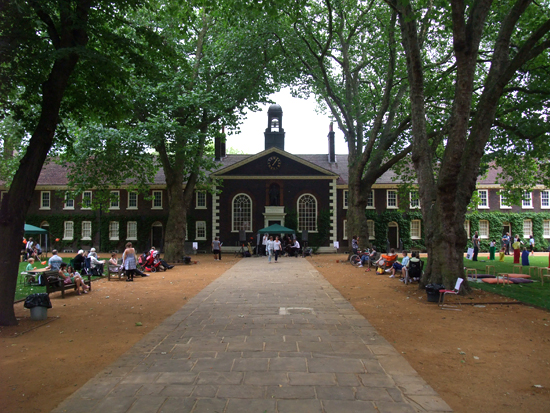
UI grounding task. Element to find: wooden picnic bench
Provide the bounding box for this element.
[45,270,92,298]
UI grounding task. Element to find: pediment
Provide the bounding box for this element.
[212,147,338,178]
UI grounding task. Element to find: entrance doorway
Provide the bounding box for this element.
[151,222,164,251]
[387,222,399,251]
[502,222,511,247]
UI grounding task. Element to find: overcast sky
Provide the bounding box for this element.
[225,88,349,155]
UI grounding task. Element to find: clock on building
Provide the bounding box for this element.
[267,156,282,170]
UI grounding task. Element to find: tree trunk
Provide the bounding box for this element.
[347,163,370,249]
[163,174,187,263]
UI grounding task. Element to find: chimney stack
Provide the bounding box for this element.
[328,122,335,163]
[215,126,226,161]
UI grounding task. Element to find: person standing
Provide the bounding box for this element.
[529,235,535,255]
[472,231,479,261]
[212,237,221,261]
[273,236,282,262]
[266,236,275,263]
[502,232,511,255]
[489,240,496,260]
[122,242,137,282]
[512,235,522,264]
[47,249,63,271]
[262,233,269,256]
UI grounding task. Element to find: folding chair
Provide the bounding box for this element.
[438,278,464,310]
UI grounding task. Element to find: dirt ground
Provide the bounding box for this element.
[1,253,549,413]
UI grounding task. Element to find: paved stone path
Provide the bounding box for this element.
[52,257,452,413]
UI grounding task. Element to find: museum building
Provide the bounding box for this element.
[4,104,550,253]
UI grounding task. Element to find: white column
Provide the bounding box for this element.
[329,179,337,244]
[212,187,220,240]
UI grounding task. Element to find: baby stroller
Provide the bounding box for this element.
[143,250,164,272]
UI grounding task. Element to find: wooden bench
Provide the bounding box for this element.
[107,265,125,281]
[45,271,92,298]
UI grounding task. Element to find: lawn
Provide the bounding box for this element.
[461,254,550,310]
[14,258,103,302]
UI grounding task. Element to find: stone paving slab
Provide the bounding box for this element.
[52,257,452,413]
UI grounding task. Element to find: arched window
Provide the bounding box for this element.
[232,194,252,232]
[298,194,317,232]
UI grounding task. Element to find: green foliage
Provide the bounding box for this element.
[365,210,425,251]
[285,208,298,232]
[309,209,332,247]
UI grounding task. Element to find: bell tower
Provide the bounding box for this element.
[264,104,285,150]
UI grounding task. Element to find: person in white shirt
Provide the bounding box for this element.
[290,239,300,257]
[262,234,269,256]
[273,236,282,262]
[266,236,275,263]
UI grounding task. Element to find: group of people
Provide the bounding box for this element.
[22,237,42,261]
[475,232,536,264]
[260,234,302,260]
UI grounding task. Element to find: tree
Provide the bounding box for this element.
[0,0,155,325]
[280,0,412,248]
[390,0,550,288]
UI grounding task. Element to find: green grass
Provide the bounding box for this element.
[462,254,550,311]
[15,258,102,302]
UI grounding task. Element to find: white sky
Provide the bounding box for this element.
[225,88,349,155]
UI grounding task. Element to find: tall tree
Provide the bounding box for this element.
[0,0,153,326]
[280,0,412,248]
[390,0,550,288]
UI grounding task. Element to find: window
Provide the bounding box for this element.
[410,220,421,239]
[109,221,119,240]
[127,221,137,240]
[464,220,470,239]
[343,190,348,209]
[479,220,489,238]
[152,190,162,209]
[544,220,550,239]
[343,220,348,240]
[40,191,51,209]
[63,221,74,240]
[522,191,532,208]
[298,194,318,232]
[110,191,120,209]
[82,191,92,209]
[81,221,92,240]
[541,190,550,209]
[196,191,206,209]
[64,193,74,210]
[367,220,375,240]
[409,191,420,209]
[128,191,138,209]
[500,193,511,209]
[478,190,488,208]
[196,221,206,240]
[232,194,252,232]
[366,190,375,209]
[523,219,532,237]
[387,190,397,208]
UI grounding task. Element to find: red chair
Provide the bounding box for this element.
[438,278,464,310]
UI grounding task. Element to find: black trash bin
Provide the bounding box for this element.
[24,293,52,320]
[425,284,445,303]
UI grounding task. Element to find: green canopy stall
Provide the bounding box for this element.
[24,224,49,256]
[257,224,295,234]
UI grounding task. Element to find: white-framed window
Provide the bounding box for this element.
[500,193,511,209]
[298,194,318,232]
[464,220,470,239]
[127,221,137,240]
[64,193,74,210]
[541,190,550,209]
[478,190,488,209]
[81,221,92,240]
[82,191,92,209]
[232,193,252,232]
[109,221,119,240]
[152,190,162,209]
[367,220,375,240]
[196,221,206,240]
[128,191,138,209]
[479,220,489,238]
[366,190,375,209]
[522,191,532,208]
[63,221,74,240]
[409,191,420,209]
[40,191,51,210]
[343,190,348,209]
[523,219,532,238]
[196,191,206,209]
[410,219,421,239]
[110,191,120,210]
[386,190,397,209]
[343,219,348,240]
[544,220,550,239]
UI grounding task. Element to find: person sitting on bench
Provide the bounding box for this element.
[290,239,300,257]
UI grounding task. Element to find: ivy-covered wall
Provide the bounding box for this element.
[365,210,425,251]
